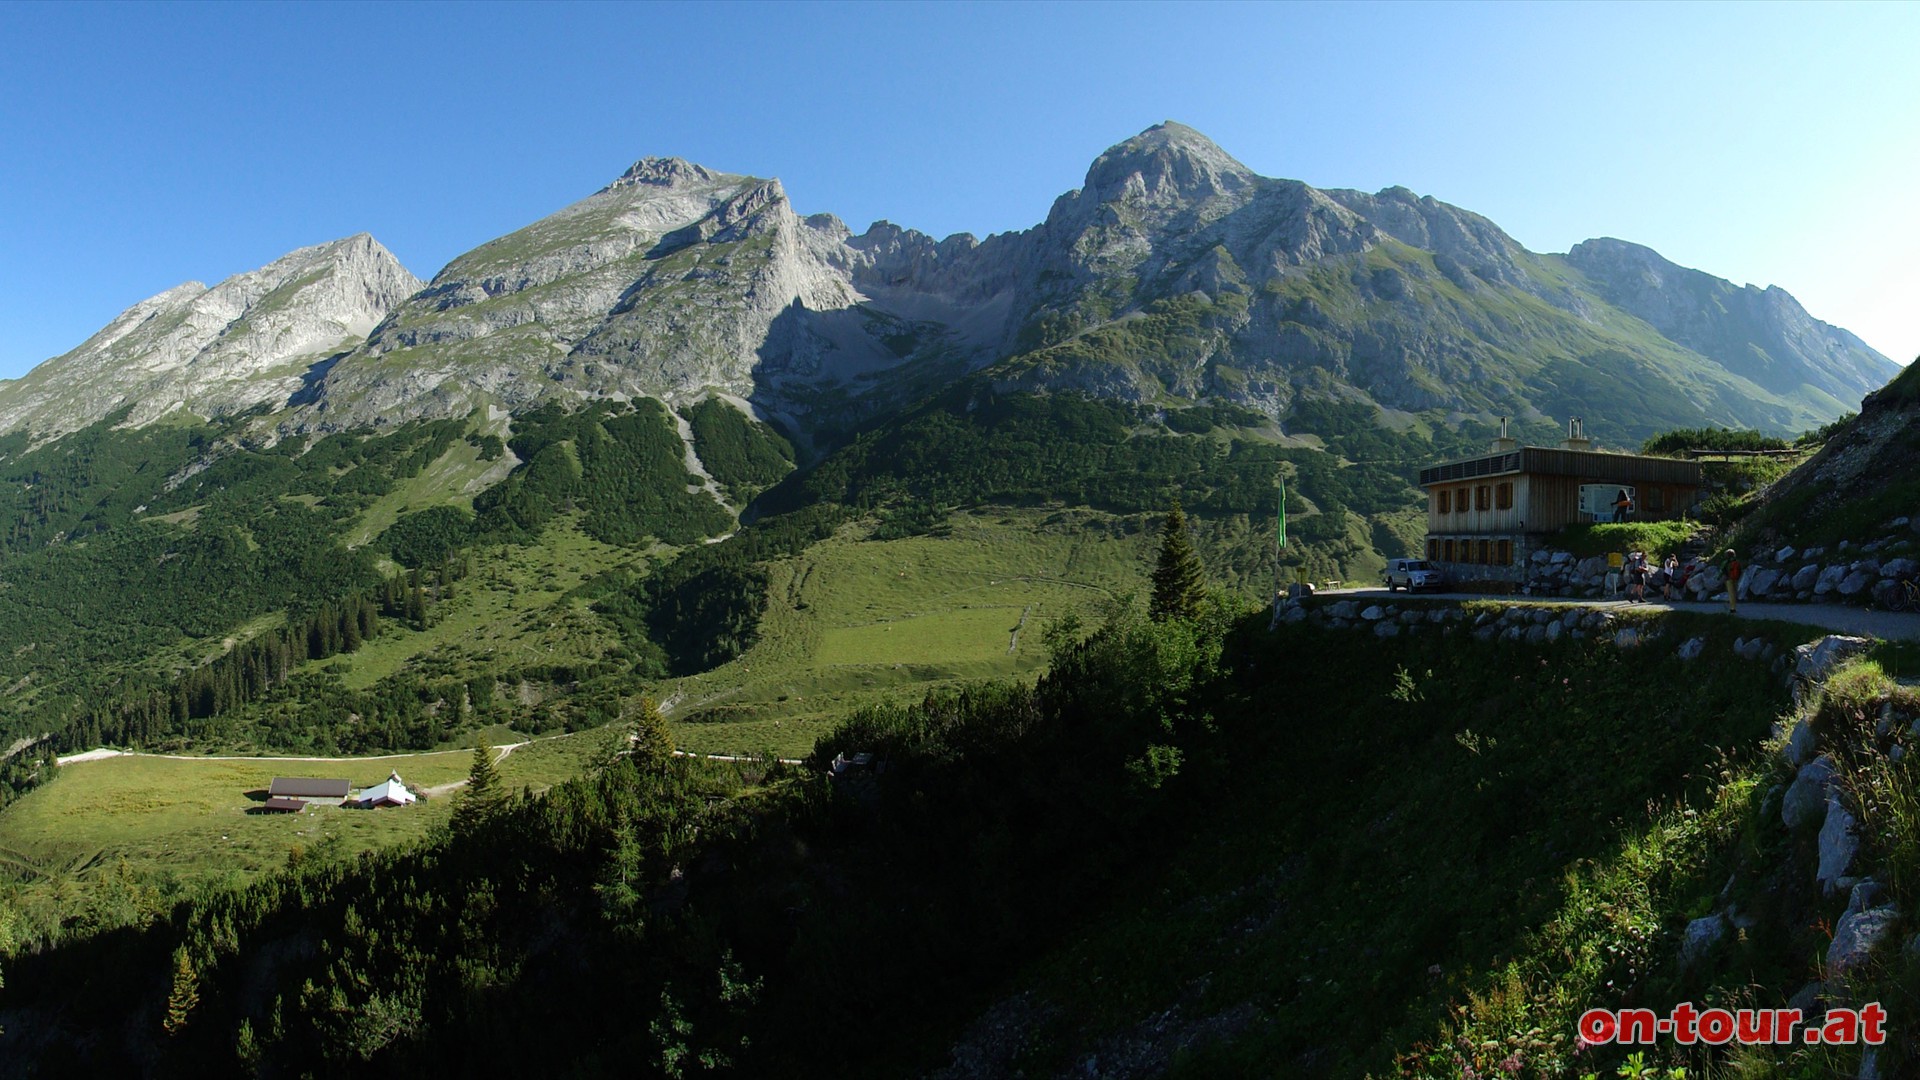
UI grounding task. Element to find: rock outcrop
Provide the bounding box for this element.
[13,123,1894,445]
[0,235,420,438]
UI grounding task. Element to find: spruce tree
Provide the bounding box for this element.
[626,695,675,772]
[162,946,199,1036]
[455,743,501,831]
[1149,502,1206,622]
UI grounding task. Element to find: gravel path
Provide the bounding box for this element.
[1320,588,1920,642]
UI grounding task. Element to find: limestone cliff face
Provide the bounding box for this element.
[15,123,1896,446]
[0,234,420,438]
[296,159,1016,434]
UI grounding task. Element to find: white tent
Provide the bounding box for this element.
[356,771,417,808]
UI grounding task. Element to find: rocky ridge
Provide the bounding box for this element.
[0,235,420,439]
[8,123,1898,446]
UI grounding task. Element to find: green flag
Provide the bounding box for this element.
[1277,477,1287,549]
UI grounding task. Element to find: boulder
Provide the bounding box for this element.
[1777,546,1798,564]
[1374,621,1401,638]
[1680,914,1726,965]
[1525,624,1546,644]
[1815,565,1849,595]
[1473,626,1497,643]
[1883,557,1919,578]
[1796,636,1873,681]
[1530,549,1552,565]
[1282,606,1308,624]
[1550,550,1573,565]
[1783,755,1838,828]
[1746,567,1783,596]
[1827,903,1897,975]
[1791,564,1821,591]
[1839,569,1877,597]
[1329,600,1357,620]
[1817,794,1860,894]
[1848,879,1889,914]
[1782,718,1817,767]
[1576,555,1607,578]
[1787,981,1827,1019]
[1360,605,1386,621]
[1614,627,1641,648]
[1693,566,1724,596]
[1544,620,1563,644]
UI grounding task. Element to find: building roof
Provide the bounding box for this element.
[1419,446,1702,488]
[268,777,351,798]
[262,797,307,812]
[355,772,416,806]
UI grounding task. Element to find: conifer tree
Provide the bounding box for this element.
[455,743,501,831]
[626,695,675,772]
[162,945,199,1036]
[1149,502,1206,622]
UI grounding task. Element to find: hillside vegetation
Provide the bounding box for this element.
[12,598,1899,1078]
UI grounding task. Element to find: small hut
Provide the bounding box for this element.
[268,777,350,800]
[355,771,417,808]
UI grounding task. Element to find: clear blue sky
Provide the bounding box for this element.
[2,1,1915,380]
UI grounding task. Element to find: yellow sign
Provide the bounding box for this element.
[1607,552,1624,569]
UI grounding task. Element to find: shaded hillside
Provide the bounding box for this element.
[1738,359,1920,548]
[5,604,1871,1078]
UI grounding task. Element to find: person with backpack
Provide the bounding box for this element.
[1722,550,1744,613]
[1612,488,1632,523]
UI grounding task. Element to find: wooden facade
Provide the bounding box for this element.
[1417,445,1703,570]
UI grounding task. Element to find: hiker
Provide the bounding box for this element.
[1723,550,1744,613]
[1612,488,1633,523]
[1660,554,1680,601]
[1627,551,1648,603]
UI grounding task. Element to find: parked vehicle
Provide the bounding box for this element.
[1383,558,1445,592]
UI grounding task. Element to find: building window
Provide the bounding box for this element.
[1426,538,1439,560]
[1496,482,1513,510]
[1438,490,1451,514]
[1443,539,1456,562]
[1475,539,1489,564]
[1456,488,1469,513]
[1497,539,1513,565]
[1475,486,1491,511]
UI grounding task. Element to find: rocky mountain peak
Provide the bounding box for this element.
[0,235,421,438]
[1082,121,1257,207]
[603,156,723,192]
